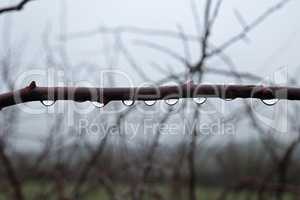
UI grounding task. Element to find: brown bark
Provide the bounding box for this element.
[0,81,298,110]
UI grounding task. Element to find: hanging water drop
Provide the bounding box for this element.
[144,100,156,106]
[225,98,235,101]
[193,97,207,105]
[261,99,279,106]
[41,100,55,107]
[92,101,105,108]
[165,99,179,106]
[122,100,135,106]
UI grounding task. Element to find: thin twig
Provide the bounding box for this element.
[0,0,34,15]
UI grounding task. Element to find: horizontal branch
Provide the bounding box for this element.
[0,81,299,110]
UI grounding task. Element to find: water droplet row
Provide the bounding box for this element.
[40,98,280,108]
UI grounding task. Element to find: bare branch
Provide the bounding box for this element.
[209,0,293,56]
[0,0,34,15]
[0,143,24,200]
[0,81,298,110]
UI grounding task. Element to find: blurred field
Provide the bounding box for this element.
[0,182,296,200]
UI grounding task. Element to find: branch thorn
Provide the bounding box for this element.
[29,81,37,89]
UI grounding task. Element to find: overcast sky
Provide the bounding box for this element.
[0,0,300,86]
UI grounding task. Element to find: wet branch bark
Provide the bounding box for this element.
[1,81,300,110]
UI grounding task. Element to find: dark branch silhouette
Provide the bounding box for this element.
[0,81,299,110]
[0,0,34,15]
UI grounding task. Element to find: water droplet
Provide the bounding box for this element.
[193,97,207,105]
[41,100,55,107]
[261,99,279,106]
[224,98,235,101]
[144,100,156,106]
[122,100,135,106]
[165,98,179,106]
[92,101,105,108]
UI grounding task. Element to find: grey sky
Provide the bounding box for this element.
[0,0,299,86]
